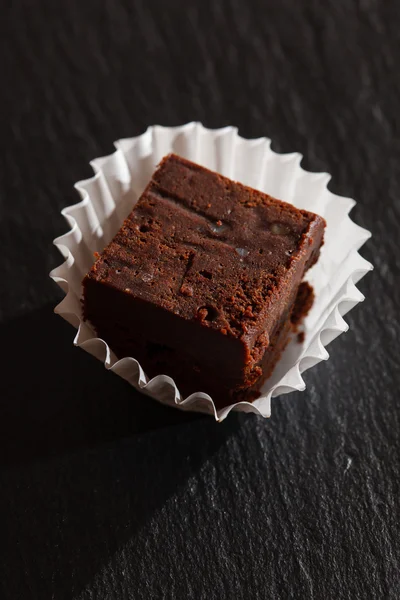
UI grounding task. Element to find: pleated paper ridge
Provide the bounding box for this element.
[50,123,372,421]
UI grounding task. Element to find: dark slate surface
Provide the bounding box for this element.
[1,1,399,598]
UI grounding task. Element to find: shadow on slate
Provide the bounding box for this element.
[0,303,205,467]
[0,414,241,600]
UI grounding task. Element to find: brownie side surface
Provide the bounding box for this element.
[83,154,325,406]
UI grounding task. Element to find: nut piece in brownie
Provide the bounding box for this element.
[83,154,325,408]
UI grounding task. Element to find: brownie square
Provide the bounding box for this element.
[82,154,325,408]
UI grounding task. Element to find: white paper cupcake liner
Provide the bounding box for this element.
[50,122,372,421]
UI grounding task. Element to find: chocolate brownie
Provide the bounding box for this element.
[82,154,325,408]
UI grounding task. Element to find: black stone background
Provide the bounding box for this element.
[1,1,399,598]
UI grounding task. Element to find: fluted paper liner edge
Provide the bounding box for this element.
[50,122,372,421]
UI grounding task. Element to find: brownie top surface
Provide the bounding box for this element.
[87,154,324,339]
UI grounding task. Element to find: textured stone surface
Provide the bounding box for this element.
[0,0,399,598]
